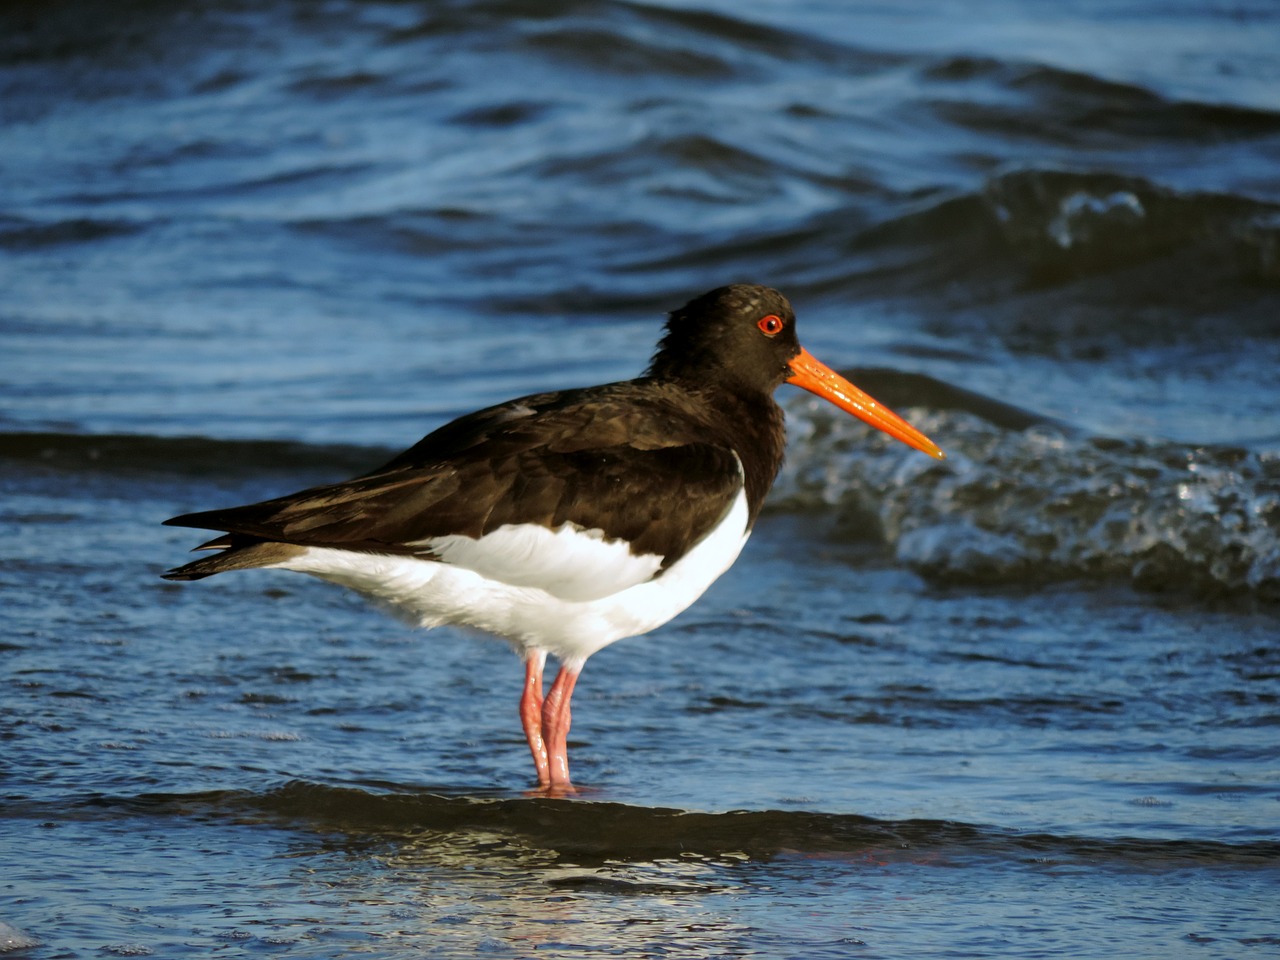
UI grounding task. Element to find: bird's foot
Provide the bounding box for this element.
[526,780,580,799]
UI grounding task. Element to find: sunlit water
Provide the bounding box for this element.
[2,0,1278,956]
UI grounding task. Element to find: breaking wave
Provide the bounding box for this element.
[780,376,1280,602]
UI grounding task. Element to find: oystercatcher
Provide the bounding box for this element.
[162,285,944,792]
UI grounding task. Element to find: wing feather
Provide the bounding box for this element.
[164,384,745,577]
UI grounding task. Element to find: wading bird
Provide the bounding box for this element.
[163,284,944,793]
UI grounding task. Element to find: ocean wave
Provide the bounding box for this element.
[604,166,1280,336]
[981,169,1280,288]
[11,782,1274,870]
[779,381,1280,602]
[384,0,863,77]
[842,168,1280,298]
[0,430,386,479]
[0,214,144,249]
[922,55,1280,149]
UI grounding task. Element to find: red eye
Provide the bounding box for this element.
[757,314,783,336]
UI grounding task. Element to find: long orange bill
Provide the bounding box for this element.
[787,348,946,460]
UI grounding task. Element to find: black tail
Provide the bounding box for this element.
[161,540,304,581]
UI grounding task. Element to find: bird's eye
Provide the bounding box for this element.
[757,314,783,336]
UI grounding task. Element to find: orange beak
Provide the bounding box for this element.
[787,348,946,460]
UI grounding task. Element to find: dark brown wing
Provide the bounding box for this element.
[164,381,745,567]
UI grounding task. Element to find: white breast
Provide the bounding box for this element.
[411,522,664,602]
[270,488,752,665]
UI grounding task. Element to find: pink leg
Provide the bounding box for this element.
[541,663,581,793]
[520,652,550,786]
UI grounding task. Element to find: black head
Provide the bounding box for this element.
[646,284,801,395]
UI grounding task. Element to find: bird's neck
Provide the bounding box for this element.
[678,379,787,527]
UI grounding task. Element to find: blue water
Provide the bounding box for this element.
[2,1,1278,956]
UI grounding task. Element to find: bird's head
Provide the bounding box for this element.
[650,284,945,460]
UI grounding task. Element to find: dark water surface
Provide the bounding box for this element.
[2,1,1278,957]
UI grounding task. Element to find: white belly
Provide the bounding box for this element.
[271,489,751,665]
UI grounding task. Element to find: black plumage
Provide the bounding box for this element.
[164,285,795,580]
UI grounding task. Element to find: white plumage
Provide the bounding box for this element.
[270,488,751,665]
